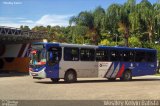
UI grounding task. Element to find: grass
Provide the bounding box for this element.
[155,73,160,76]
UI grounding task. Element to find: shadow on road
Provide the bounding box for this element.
[35,78,160,84]
[0,72,28,77]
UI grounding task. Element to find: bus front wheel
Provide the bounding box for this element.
[120,70,132,81]
[64,70,77,83]
[51,78,59,83]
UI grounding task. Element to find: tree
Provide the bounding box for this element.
[153,1,160,41]
[129,36,141,47]
[24,0,159,49]
[136,0,159,43]
[69,11,99,44]
[106,4,121,36]
[20,25,30,30]
[106,1,134,47]
[93,6,106,44]
[32,26,46,32]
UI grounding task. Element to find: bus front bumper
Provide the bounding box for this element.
[29,67,46,79]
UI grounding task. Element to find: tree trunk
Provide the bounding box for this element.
[124,27,129,47]
[124,37,129,47]
[148,25,153,43]
[149,32,152,43]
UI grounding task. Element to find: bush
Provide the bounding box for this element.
[129,37,141,47]
[99,39,110,45]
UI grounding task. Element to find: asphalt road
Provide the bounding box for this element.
[0,75,160,100]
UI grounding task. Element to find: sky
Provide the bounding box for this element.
[0,0,158,28]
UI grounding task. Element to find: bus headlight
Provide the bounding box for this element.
[38,67,46,78]
[30,67,46,79]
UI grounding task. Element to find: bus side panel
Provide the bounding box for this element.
[59,61,98,78]
[98,62,124,78]
[99,62,157,78]
[114,62,157,77]
[98,62,112,77]
[106,62,129,78]
[45,63,59,78]
[131,62,157,76]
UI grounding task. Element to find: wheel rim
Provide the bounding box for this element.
[68,73,74,81]
[125,72,131,80]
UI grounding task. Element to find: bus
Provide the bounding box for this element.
[29,42,157,83]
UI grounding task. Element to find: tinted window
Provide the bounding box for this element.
[96,49,109,61]
[64,47,79,61]
[110,50,122,61]
[47,47,62,65]
[146,52,156,62]
[80,49,95,61]
[123,51,134,62]
[135,51,146,62]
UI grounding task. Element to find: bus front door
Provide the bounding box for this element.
[46,47,61,78]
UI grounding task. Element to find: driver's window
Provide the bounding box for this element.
[47,47,62,65]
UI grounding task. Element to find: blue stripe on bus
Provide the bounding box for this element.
[45,64,59,78]
[45,43,60,50]
[45,43,60,78]
[107,62,156,78]
[33,65,45,72]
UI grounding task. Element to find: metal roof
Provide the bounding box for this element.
[0,26,48,44]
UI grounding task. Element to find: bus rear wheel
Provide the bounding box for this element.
[51,78,59,83]
[64,70,77,83]
[120,70,132,81]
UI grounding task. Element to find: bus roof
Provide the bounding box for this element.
[98,45,156,52]
[33,42,156,52]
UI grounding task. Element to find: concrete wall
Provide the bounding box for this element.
[0,44,30,72]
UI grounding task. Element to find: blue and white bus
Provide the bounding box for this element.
[29,42,157,83]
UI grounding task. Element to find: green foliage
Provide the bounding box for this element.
[151,44,160,61]
[20,25,30,30]
[129,36,141,47]
[155,73,160,76]
[71,26,88,43]
[99,39,110,45]
[99,39,120,47]
[20,0,160,60]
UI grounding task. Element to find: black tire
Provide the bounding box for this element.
[64,70,77,83]
[107,78,116,81]
[50,78,60,83]
[120,70,132,81]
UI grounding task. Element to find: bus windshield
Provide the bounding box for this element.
[30,49,46,66]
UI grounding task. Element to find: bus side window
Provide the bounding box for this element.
[110,50,122,61]
[146,52,155,62]
[123,51,134,62]
[135,51,146,62]
[80,48,95,61]
[96,49,109,61]
[64,47,79,61]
